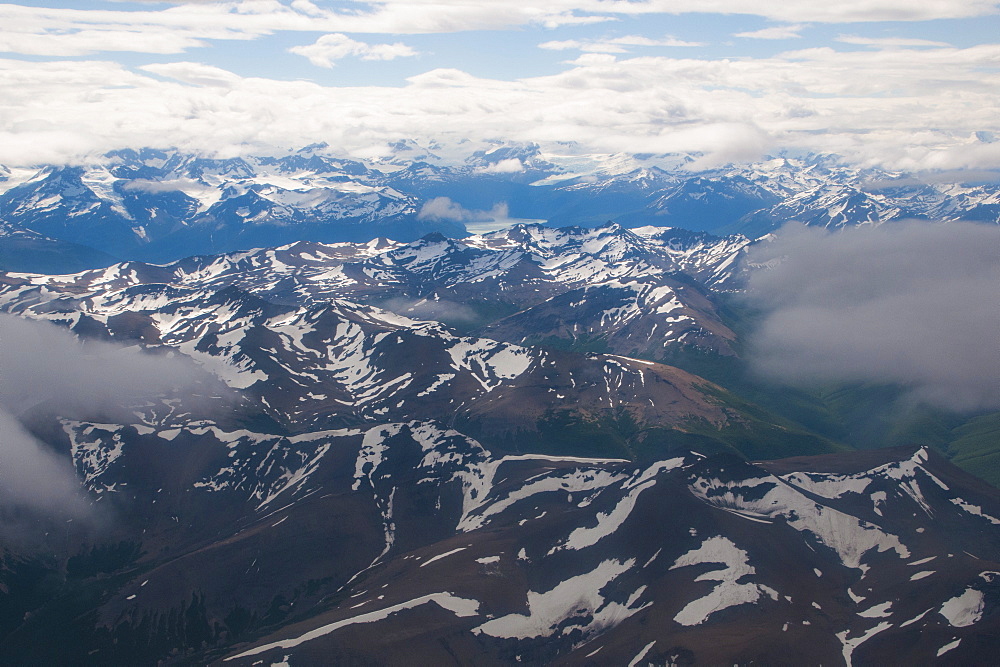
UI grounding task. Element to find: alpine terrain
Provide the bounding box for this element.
[0,211,998,664]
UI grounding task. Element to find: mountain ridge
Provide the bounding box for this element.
[2,147,997,265]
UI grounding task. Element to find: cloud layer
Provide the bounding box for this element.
[745,221,1000,412]
[1,37,999,170]
[0,1,996,169]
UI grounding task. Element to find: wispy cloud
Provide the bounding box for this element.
[290,33,418,68]
[836,35,952,48]
[540,35,704,53]
[735,24,807,40]
[417,197,510,222]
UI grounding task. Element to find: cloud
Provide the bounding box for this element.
[477,158,524,173]
[1,36,1000,171]
[0,29,206,57]
[120,177,217,197]
[744,221,1000,412]
[861,168,1000,190]
[0,406,91,526]
[0,314,227,528]
[289,33,418,68]
[417,196,474,221]
[142,61,242,87]
[836,35,951,48]
[0,0,992,63]
[379,296,480,325]
[0,3,262,57]
[417,197,510,222]
[540,34,704,53]
[735,25,807,40]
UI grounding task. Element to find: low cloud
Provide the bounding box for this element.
[0,407,90,525]
[417,197,509,222]
[120,177,203,193]
[0,315,225,529]
[862,168,1000,190]
[379,297,479,325]
[744,221,1000,411]
[477,158,524,173]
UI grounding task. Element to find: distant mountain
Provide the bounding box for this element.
[2,147,997,267]
[0,147,453,263]
[0,220,117,273]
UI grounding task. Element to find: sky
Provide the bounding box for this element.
[1,0,999,169]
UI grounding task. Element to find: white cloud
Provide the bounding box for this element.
[478,158,525,173]
[418,197,472,221]
[289,33,418,67]
[0,3,263,57]
[121,177,213,194]
[0,37,999,171]
[608,35,704,47]
[0,29,206,56]
[610,0,999,23]
[836,35,952,48]
[735,24,807,40]
[0,0,994,62]
[0,314,227,531]
[417,197,510,221]
[142,61,242,87]
[540,34,703,53]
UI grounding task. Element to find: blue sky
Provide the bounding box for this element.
[1,0,998,169]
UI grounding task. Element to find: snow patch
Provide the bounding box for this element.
[228,592,481,659]
[669,536,778,626]
[473,558,645,639]
[940,588,985,628]
[420,547,467,568]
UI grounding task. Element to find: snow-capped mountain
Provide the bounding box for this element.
[6,412,1000,664]
[0,223,787,473]
[0,222,751,362]
[0,147,452,262]
[2,147,997,267]
[2,149,1000,665]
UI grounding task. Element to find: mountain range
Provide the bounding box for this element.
[1,145,998,269]
[1,217,999,664]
